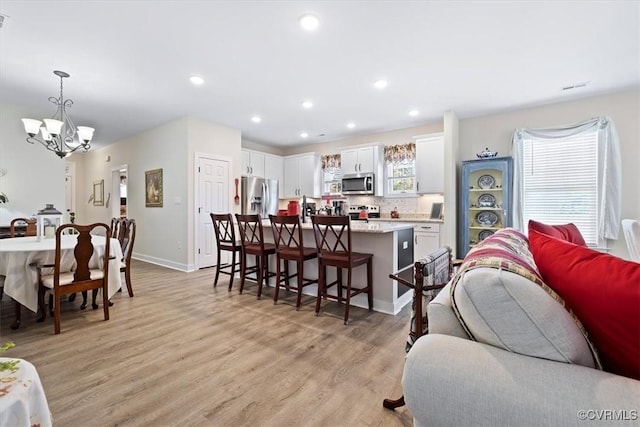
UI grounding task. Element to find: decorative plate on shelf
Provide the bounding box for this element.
[477,174,495,189]
[478,229,494,241]
[475,211,499,227]
[478,193,496,208]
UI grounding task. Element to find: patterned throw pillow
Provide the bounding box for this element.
[450,228,601,368]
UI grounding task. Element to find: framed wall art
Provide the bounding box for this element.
[145,168,163,207]
[93,179,104,206]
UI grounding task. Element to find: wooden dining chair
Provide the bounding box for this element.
[311,215,373,324]
[10,217,37,237]
[210,213,242,291]
[119,218,136,297]
[269,214,318,309]
[235,214,276,299]
[6,218,37,330]
[36,223,111,334]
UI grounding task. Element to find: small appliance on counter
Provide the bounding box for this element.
[347,205,380,221]
[332,200,346,216]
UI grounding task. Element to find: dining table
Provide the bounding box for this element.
[0,235,123,326]
[0,357,53,427]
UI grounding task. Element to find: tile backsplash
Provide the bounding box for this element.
[282,194,445,220]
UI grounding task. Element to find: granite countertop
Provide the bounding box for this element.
[368,217,444,224]
[262,219,414,234]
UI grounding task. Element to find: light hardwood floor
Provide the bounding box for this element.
[0,260,415,426]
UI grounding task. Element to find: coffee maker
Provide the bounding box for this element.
[332,200,346,216]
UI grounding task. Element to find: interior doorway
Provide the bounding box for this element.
[195,154,231,269]
[65,162,76,219]
[111,165,128,219]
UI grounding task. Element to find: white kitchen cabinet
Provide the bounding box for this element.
[283,154,320,198]
[264,154,284,197]
[241,149,265,177]
[341,146,377,174]
[415,135,445,194]
[413,222,441,262]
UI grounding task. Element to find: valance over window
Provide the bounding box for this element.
[384,143,416,164]
[321,154,341,170]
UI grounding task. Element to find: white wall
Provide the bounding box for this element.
[187,117,242,269]
[0,103,66,224]
[459,88,640,259]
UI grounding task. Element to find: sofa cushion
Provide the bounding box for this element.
[528,219,587,246]
[450,228,599,368]
[452,268,596,367]
[529,229,640,380]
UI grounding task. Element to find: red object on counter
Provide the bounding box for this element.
[358,209,368,219]
[287,201,300,216]
[277,209,288,216]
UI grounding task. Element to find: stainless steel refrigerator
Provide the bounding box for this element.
[241,177,279,218]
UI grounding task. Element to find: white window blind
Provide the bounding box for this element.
[521,131,599,246]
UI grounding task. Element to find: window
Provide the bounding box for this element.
[513,117,622,248]
[384,143,416,195]
[521,131,599,245]
[386,160,416,194]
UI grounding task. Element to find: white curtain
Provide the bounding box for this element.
[511,117,621,240]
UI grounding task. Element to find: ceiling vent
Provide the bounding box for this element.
[562,82,589,91]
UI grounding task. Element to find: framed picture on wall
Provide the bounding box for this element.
[145,168,163,207]
[93,180,104,206]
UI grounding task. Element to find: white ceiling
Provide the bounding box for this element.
[0,1,638,149]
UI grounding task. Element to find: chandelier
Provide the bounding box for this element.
[21,70,95,158]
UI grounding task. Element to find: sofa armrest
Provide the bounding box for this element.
[403,334,640,427]
[427,282,468,339]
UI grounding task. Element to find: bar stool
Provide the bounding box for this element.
[269,214,318,310]
[311,215,373,324]
[235,214,277,299]
[211,213,242,291]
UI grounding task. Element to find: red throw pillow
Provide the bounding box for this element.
[528,219,587,246]
[529,229,640,380]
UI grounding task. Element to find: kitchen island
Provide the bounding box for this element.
[261,220,415,315]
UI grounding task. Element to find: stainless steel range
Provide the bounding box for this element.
[347,205,380,220]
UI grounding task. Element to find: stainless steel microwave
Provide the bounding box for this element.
[341,173,375,195]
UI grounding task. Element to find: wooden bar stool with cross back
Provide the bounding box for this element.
[269,214,318,310]
[311,215,373,325]
[210,213,242,291]
[235,214,277,299]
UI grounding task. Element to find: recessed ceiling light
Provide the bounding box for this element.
[251,116,262,123]
[302,100,313,109]
[409,110,419,117]
[299,13,320,31]
[190,75,204,85]
[346,122,356,129]
[373,79,388,89]
[300,132,309,138]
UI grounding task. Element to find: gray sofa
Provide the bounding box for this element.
[402,233,640,426]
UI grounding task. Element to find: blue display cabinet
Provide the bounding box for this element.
[458,157,513,258]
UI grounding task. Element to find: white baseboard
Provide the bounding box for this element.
[131,253,191,272]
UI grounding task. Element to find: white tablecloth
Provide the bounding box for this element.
[0,357,52,427]
[0,235,123,312]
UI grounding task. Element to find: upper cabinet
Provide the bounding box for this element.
[241,149,265,177]
[341,146,377,174]
[415,134,445,194]
[283,154,321,198]
[264,154,284,197]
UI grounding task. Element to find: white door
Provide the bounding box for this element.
[197,156,230,269]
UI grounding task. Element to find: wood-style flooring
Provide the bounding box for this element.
[0,260,414,426]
